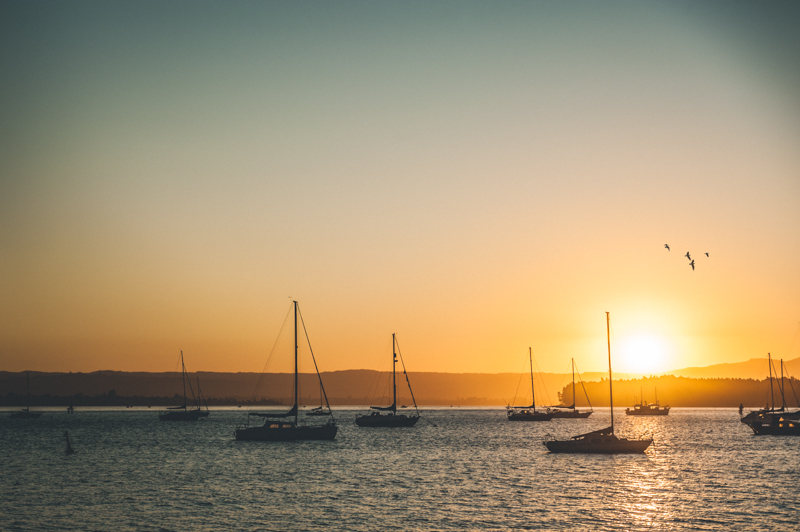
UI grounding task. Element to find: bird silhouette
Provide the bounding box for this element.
[690,260,695,271]
[705,253,709,257]
[685,252,691,260]
[664,244,670,251]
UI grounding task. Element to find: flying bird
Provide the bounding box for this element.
[664,244,670,251]
[685,252,691,260]
[705,253,709,257]
[690,260,695,271]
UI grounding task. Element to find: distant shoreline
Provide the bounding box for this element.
[2,372,797,408]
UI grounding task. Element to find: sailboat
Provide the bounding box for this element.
[195,376,210,418]
[356,334,420,427]
[625,386,670,416]
[507,348,554,421]
[543,312,653,453]
[10,372,42,419]
[235,301,338,441]
[550,358,593,419]
[306,381,332,416]
[159,352,206,421]
[741,354,800,435]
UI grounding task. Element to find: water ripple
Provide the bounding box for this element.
[1,408,797,530]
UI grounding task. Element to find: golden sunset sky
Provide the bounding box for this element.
[1,2,799,375]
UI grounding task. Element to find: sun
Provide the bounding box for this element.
[619,335,668,375]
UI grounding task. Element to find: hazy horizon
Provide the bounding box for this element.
[2,2,799,375]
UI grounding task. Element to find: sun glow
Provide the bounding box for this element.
[619,335,669,375]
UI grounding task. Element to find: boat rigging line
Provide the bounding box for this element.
[393,337,421,417]
[507,356,530,407]
[364,336,394,407]
[297,303,336,421]
[530,349,554,407]
[573,360,594,411]
[241,304,293,418]
[783,360,800,407]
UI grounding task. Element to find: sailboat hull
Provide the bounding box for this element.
[742,412,800,435]
[507,410,554,421]
[235,423,338,441]
[543,436,652,454]
[747,423,800,435]
[355,413,419,427]
[550,410,592,419]
[625,407,669,416]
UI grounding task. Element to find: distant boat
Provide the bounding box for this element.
[507,348,554,421]
[159,352,205,421]
[625,386,670,416]
[306,382,332,416]
[306,406,330,416]
[543,313,653,453]
[355,334,420,427]
[549,358,593,419]
[10,372,42,419]
[195,376,210,418]
[235,301,337,441]
[741,354,800,435]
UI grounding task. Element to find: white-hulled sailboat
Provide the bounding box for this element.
[543,312,652,453]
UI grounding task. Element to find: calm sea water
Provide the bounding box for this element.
[1,408,797,531]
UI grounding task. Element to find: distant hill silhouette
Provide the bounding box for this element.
[0,370,575,406]
[662,357,800,379]
[560,374,800,409]
[2,358,800,407]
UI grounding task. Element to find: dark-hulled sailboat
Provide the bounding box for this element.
[235,301,337,441]
[159,351,206,421]
[507,348,554,421]
[355,334,420,427]
[9,372,42,419]
[543,312,652,453]
[741,354,800,435]
[549,358,593,419]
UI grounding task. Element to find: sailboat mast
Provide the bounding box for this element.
[529,347,536,412]
[294,301,299,426]
[781,359,786,410]
[768,353,774,411]
[26,371,30,410]
[181,351,187,411]
[607,312,614,434]
[196,376,208,411]
[392,333,397,412]
[572,358,576,408]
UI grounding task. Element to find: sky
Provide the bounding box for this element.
[1,1,799,375]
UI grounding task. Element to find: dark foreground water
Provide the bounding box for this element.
[1,408,798,531]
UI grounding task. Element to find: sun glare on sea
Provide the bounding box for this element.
[619,335,668,375]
